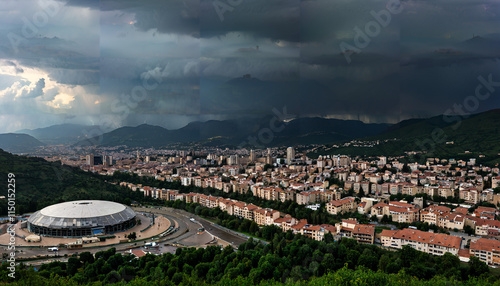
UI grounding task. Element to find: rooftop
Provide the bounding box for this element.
[39,200,127,219]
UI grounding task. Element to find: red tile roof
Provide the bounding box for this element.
[471,238,500,252]
[393,228,461,249]
[329,197,354,207]
[424,205,451,213]
[372,202,389,209]
[291,219,308,230]
[389,201,416,209]
[439,212,464,222]
[453,207,469,215]
[380,229,397,237]
[352,224,375,236]
[458,249,471,258]
[131,249,147,258]
[468,216,500,228]
[320,224,337,232]
[273,217,289,224]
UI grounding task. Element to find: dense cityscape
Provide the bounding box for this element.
[29,144,500,267]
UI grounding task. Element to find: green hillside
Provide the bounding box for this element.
[76,117,390,149]
[0,149,147,216]
[311,110,500,165]
[0,133,45,154]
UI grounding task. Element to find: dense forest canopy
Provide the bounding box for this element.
[0,149,152,216]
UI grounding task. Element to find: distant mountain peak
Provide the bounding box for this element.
[0,133,45,153]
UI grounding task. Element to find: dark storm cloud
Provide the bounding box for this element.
[399,60,500,117]
[401,0,500,41]
[2,0,500,133]
[101,0,200,37]
[47,69,99,85]
[200,0,300,42]
[300,0,400,44]
[301,53,399,68]
[59,0,100,9]
[201,57,299,81]
[101,0,300,42]
[401,34,500,68]
[98,57,202,117]
[0,35,99,84]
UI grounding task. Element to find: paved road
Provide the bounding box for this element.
[133,207,201,245]
[5,206,251,264]
[3,208,193,260]
[197,217,248,246]
[139,207,249,247]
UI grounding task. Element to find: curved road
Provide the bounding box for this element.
[135,207,248,246]
[9,206,250,264]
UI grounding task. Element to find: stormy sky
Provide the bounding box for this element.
[0,0,499,133]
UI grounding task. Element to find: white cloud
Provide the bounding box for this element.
[0,60,102,132]
[46,93,74,109]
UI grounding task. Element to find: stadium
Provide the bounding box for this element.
[27,200,137,237]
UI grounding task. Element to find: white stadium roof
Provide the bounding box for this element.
[40,200,126,218]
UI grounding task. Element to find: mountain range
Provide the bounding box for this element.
[311,109,500,164]
[2,109,500,156]
[74,117,391,148]
[0,133,45,154]
[17,124,108,145]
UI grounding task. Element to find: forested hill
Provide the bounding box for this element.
[0,133,44,154]
[0,149,145,216]
[310,109,500,165]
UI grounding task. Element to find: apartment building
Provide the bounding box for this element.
[358,197,378,214]
[185,193,198,203]
[206,196,219,208]
[243,204,259,221]
[290,219,309,234]
[274,215,298,232]
[381,228,461,256]
[296,191,317,205]
[326,197,356,215]
[278,189,295,202]
[420,210,439,225]
[460,188,479,204]
[437,186,454,198]
[388,201,420,223]
[420,205,451,225]
[380,229,397,246]
[371,201,419,223]
[253,208,280,226]
[219,198,234,215]
[317,190,340,203]
[437,213,465,230]
[304,224,337,241]
[474,206,496,220]
[352,224,376,244]
[335,219,375,244]
[402,184,423,196]
[467,217,500,236]
[470,238,500,266]
[233,202,246,218]
[371,202,389,217]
